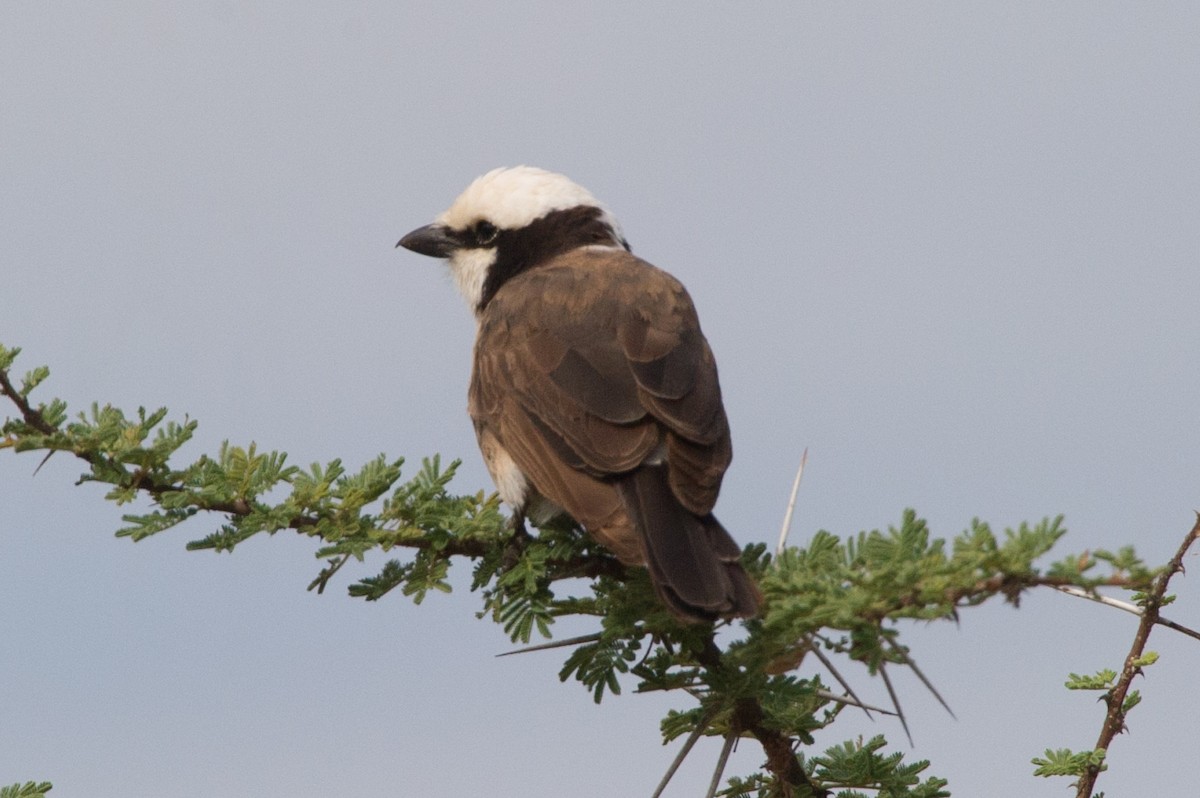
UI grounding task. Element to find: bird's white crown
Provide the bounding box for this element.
[437,166,623,237]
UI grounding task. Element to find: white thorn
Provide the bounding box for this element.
[776,447,809,557]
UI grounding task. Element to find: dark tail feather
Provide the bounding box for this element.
[618,467,760,623]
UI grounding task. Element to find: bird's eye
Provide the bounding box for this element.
[473,220,499,246]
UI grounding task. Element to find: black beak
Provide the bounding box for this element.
[396,224,458,258]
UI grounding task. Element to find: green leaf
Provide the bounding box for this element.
[1065,670,1117,690]
[117,508,197,540]
[0,343,21,370]
[559,633,641,703]
[808,735,948,796]
[0,783,52,798]
[1032,747,1106,778]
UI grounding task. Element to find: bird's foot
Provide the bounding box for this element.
[502,511,531,568]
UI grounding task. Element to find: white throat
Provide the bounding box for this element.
[448,247,495,312]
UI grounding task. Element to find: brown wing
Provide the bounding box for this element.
[468,247,731,517]
[468,247,756,621]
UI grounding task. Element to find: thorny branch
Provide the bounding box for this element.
[694,635,830,798]
[5,361,828,794]
[6,353,1196,797]
[1074,514,1200,798]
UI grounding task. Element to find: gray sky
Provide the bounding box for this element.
[3,3,1199,796]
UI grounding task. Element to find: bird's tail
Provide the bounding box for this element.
[618,467,760,623]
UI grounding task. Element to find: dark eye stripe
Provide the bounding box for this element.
[477,205,623,311]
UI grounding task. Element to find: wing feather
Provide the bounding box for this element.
[470,248,730,505]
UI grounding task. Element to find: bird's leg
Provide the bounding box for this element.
[502,507,531,568]
[507,507,529,538]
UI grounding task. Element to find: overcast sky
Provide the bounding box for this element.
[3,3,1199,796]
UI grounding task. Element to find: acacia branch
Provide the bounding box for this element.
[694,636,830,798]
[1,362,466,555]
[847,571,1154,631]
[1075,514,1200,798]
[8,351,1192,796]
[2,361,629,585]
[2,364,269,519]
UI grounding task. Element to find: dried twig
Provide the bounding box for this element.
[1054,584,1200,643]
[776,447,809,556]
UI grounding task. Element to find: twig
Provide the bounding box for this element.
[307,554,352,594]
[1074,514,1200,798]
[776,447,808,557]
[1054,584,1200,643]
[0,367,57,435]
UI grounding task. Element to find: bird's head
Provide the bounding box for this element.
[397,166,629,313]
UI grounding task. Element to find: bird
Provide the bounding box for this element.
[396,166,759,623]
